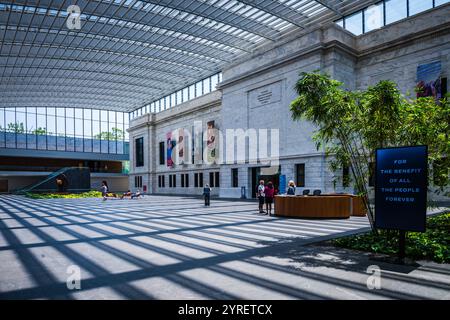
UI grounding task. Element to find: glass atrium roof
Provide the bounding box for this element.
[0,0,380,112]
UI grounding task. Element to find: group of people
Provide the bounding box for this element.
[99,179,298,208]
[201,179,299,211]
[256,179,296,215]
[256,180,275,215]
[100,181,142,201]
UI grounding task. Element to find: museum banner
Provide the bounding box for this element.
[206,120,217,164]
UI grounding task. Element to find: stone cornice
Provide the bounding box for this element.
[217,41,358,90]
[218,4,450,90]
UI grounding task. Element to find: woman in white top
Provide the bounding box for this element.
[101,180,108,201]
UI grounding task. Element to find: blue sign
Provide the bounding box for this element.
[375,146,427,232]
[279,175,286,194]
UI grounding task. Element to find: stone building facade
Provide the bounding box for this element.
[128,4,450,200]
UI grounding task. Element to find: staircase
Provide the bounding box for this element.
[15,167,91,194]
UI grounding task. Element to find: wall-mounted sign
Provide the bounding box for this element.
[375,146,427,232]
[248,81,282,109]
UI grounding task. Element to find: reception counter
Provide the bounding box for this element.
[274,195,367,219]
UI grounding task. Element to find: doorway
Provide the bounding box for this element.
[250,166,281,198]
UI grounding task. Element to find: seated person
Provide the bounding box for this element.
[120,190,132,199]
[121,189,142,199]
[131,189,142,199]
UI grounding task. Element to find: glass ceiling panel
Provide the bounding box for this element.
[0,0,379,112]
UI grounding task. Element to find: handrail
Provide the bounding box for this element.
[16,167,89,193]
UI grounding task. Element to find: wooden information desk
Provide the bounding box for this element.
[274,195,366,218]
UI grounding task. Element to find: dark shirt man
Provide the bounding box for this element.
[203,184,211,206]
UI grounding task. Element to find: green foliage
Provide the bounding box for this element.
[399,96,450,189]
[1,122,25,133]
[25,191,102,199]
[290,72,450,230]
[94,127,124,141]
[31,127,47,135]
[333,213,450,263]
[360,80,404,149]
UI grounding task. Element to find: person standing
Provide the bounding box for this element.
[256,179,265,214]
[287,180,296,195]
[203,183,211,206]
[101,180,108,201]
[264,181,275,216]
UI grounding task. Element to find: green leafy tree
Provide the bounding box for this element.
[94,127,124,141]
[399,96,450,190]
[32,127,47,135]
[3,122,25,133]
[290,72,450,231]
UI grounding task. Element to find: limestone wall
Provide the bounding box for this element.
[128,4,450,200]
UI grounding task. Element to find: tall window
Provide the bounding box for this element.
[159,141,165,165]
[158,175,165,188]
[199,172,204,187]
[232,168,239,188]
[181,173,189,188]
[135,176,142,188]
[135,137,144,167]
[169,174,176,188]
[296,164,305,187]
[215,172,220,188]
[209,172,214,187]
[209,171,220,187]
[194,172,204,187]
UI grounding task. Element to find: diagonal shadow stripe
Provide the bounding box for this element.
[0,228,372,300]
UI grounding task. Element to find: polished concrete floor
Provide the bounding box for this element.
[0,195,448,299]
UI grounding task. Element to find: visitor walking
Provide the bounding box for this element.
[287,180,296,195]
[256,179,265,214]
[264,181,275,216]
[101,180,108,201]
[203,183,211,206]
